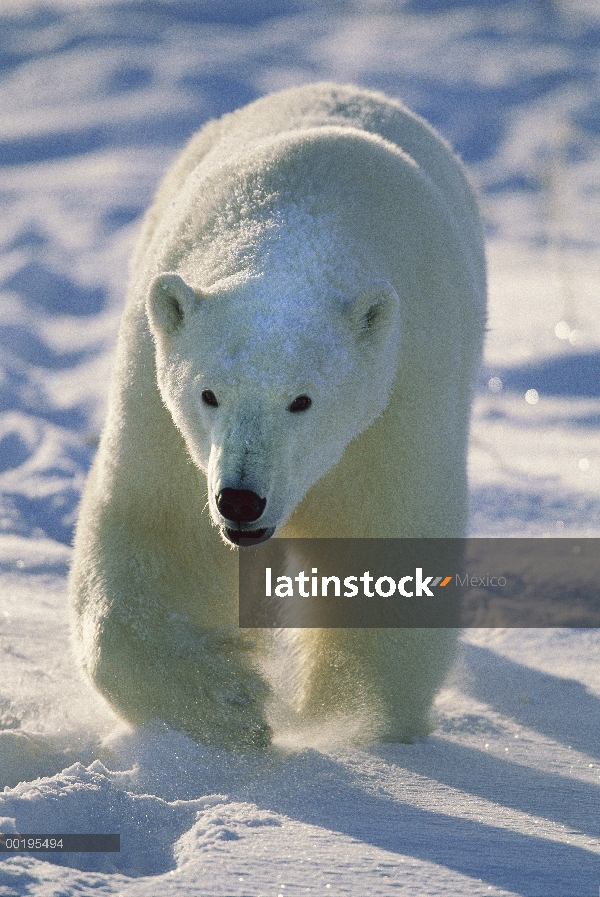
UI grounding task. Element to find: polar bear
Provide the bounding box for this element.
[69,83,486,748]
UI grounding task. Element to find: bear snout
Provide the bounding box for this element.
[217,488,266,524]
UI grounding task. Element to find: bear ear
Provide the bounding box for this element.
[147,273,201,337]
[346,280,400,342]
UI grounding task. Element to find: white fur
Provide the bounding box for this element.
[69,83,486,748]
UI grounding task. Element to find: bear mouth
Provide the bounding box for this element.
[223,526,275,547]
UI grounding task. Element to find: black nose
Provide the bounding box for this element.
[216,488,266,523]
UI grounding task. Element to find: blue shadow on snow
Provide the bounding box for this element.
[482,351,600,399]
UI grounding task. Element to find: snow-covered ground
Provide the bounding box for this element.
[1,2,599,894]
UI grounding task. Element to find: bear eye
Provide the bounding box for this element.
[288,394,312,413]
[201,389,218,408]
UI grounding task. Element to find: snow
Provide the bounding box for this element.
[1,1,599,894]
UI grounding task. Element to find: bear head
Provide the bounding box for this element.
[147,266,400,546]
